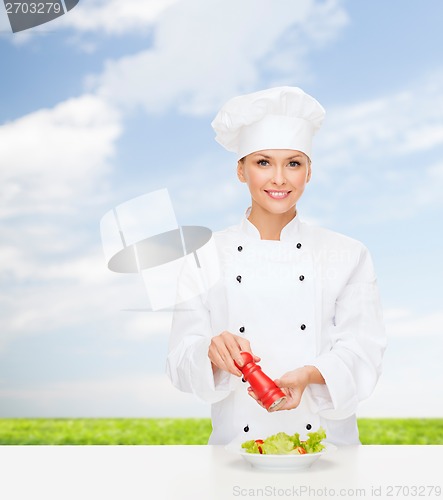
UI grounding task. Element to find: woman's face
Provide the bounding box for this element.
[237,149,311,216]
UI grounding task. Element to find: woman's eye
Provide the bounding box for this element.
[288,161,300,167]
[257,160,269,166]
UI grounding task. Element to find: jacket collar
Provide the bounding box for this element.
[240,207,302,242]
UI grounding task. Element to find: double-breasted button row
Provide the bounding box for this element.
[237,245,243,283]
[244,424,311,433]
[237,244,246,389]
[235,240,308,436]
[296,254,306,330]
[244,424,311,434]
[297,248,308,330]
[237,245,246,388]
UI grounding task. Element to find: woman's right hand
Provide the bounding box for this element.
[208,331,260,377]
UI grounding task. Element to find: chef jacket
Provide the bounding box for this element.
[166,210,387,446]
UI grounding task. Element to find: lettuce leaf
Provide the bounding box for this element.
[241,440,261,454]
[261,432,295,455]
[241,427,326,455]
[303,427,326,454]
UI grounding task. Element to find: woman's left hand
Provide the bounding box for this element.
[247,365,325,411]
[273,367,311,410]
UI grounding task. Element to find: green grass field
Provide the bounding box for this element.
[0,418,442,445]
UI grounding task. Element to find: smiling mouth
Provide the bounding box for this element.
[265,190,291,199]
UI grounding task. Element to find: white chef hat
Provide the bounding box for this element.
[211,86,325,160]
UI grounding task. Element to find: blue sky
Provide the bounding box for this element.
[0,0,442,419]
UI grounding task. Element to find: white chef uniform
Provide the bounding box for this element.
[166,208,387,446]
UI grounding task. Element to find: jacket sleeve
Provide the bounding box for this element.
[308,244,387,419]
[165,252,233,404]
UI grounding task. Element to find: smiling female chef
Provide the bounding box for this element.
[166,86,387,446]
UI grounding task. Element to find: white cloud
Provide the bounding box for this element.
[358,376,443,418]
[358,332,443,418]
[0,236,164,352]
[0,263,137,350]
[0,94,128,351]
[60,0,181,35]
[341,157,443,223]
[164,153,248,227]
[123,312,173,341]
[301,0,349,45]
[0,94,122,217]
[305,71,443,224]
[0,373,210,417]
[93,0,348,116]
[384,308,443,338]
[60,0,180,35]
[0,90,127,353]
[413,161,443,208]
[317,73,443,169]
[2,354,442,418]
[358,307,443,416]
[0,0,180,42]
[0,239,107,283]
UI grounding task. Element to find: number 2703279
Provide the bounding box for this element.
[5,3,62,14]
[386,485,441,496]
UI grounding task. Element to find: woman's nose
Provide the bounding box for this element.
[272,167,286,185]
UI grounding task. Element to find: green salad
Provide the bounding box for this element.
[241,427,326,455]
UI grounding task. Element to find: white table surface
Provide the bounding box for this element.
[0,445,442,500]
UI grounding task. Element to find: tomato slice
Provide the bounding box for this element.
[255,439,264,454]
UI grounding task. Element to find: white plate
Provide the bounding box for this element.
[225,441,337,471]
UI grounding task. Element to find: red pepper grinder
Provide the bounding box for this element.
[234,352,287,411]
